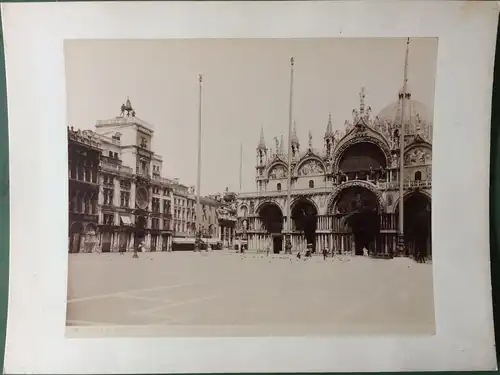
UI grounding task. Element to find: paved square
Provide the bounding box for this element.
[66,251,435,336]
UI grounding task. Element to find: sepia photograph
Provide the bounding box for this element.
[65,37,436,335]
[4,1,498,372]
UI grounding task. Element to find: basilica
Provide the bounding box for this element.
[235,87,432,257]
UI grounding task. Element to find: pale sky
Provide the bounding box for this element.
[65,38,437,195]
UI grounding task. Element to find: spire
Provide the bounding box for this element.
[324,112,334,138]
[291,121,299,145]
[257,125,266,150]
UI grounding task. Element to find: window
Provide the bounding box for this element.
[152,198,160,213]
[414,171,422,181]
[277,183,281,191]
[103,214,114,226]
[104,188,114,206]
[163,200,171,214]
[120,191,130,207]
[103,175,114,186]
[152,218,160,230]
[120,180,131,190]
[109,151,113,158]
[114,152,118,159]
[309,180,314,188]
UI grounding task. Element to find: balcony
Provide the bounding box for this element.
[151,174,174,186]
[238,179,432,198]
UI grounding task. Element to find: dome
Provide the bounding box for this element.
[377,98,432,127]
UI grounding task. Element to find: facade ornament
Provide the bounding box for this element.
[120,97,135,118]
[359,87,366,115]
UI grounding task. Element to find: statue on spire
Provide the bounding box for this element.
[308,131,313,149]
[359,87,366,115]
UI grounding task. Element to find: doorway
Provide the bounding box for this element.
[347,212,380,255]
[273,235,283,254]
[101,232,112,252]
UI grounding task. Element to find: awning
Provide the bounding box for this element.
[173,237,196,244]
[120,216,132,225]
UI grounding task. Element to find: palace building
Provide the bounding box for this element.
[235,87,433,257]
[68,99,223,253]
[68,127,101,253]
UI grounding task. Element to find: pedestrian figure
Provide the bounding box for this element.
[266,246,270,257]
[297,252,301,259]
[134,242,143,259]
[322,247,328,260]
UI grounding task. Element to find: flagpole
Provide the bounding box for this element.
[398,38,410,256]
[239,142,243,193]
[285,57,294,255]
[195,74,203,251]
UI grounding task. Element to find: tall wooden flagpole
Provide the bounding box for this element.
[285,57,295,254]
[195,74,203,251]
[239,142,243,193]
[398,38,410,256]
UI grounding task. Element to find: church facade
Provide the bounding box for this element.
[235,87,432,257]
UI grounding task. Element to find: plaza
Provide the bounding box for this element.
[66,251,435,336]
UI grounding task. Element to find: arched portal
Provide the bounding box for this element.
[69,222,84,253]
[258,203,283,253]
[338,142,387,181]
[291,199,318,252]
[334,186,381,255]
[397,192,432,259]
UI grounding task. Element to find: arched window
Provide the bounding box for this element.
[414,171,422,181]
[309,180,314,188]
[277,183,282,191]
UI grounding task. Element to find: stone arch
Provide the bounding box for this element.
[332,135,391,173]
[294,155,326,177]
[257,201,284,239]
[326,180,384,214]
[393,189,432,214]
[70,221,84,233]
[394,190,432,258]
[404,143,432,167]
[256,199,284,215]
[290,196,318,251]
[266,161,288,180]
[85,223,97,233]
[239,204,248,217]
[290,195,319,214]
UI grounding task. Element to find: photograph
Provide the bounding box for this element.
[65,37,436,335]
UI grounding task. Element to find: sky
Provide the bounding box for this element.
[65,38,437,195]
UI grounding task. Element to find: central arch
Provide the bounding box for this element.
[258,202,283,253]
[332,186,381,255]
[291,198,318,252]
[337,141,388,181]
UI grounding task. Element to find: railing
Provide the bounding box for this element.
[238,179,432,197]
[377,180,432,190]
[238,186,332,198]
[151,175,174,185]
[96,116,155,131]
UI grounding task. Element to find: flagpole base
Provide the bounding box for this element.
[396,233,405,257]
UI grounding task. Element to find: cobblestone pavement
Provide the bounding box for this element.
[66,250,435,335]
